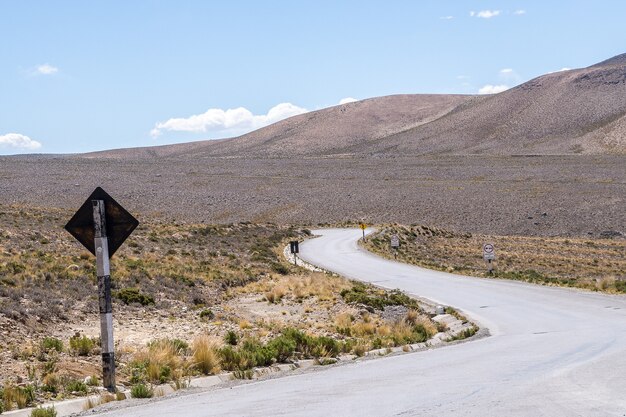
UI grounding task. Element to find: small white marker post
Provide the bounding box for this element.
[92,200,116,392]
[391,234,400,260]
[483,243,496,275]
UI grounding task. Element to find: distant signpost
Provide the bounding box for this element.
[359,223,367,241]
[390,234,400,259]
[65,187,139,392]
[289,240,299,266]
[483,243,495,274]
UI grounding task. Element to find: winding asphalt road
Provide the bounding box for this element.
[100,229,626,416]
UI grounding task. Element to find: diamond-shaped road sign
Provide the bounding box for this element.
[65,187,139,257]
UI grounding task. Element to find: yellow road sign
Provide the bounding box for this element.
[359,223,367,230]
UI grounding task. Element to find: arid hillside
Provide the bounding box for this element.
[84,94,471,159]
[84,54,626,159]
[1,54,624,237]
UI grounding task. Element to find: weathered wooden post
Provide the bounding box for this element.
[92,200,116,392]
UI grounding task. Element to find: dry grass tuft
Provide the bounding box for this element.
[264,286,286,304]
[192,336,221,375]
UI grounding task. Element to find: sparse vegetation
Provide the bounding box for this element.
[192,336,221,375]
[114,288,155,306]
[130,383,153,399]
[64,379,88,395]
[30,407,57,417]
[69,334,96,356]
[340,282,420,310]
[365,225,626,293]
[40,338,63,354]
[199,309,214,320]
[0,206,448,409]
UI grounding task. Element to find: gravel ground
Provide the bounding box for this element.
[0,154,624,237]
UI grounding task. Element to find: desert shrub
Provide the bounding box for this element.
[147,338,189,355]
[218,346,248,371]
[239,339,275,367]
[280,328,314,356]
[270,262,289,275]
[352,341,369,357]
[312,336,341,357]
[340,283,418,310]
[132,339,186,384]
[219,339,277,371]
[86,375,99,386]
[69,335,95,356]
[264,286,285,304]
[114,288,154,306]
[279,328,341,358]
[2,384,35,410]
[615,279,626,293]
[128,362,148,384]
[42,373,60,394]
[224,330,239,346]
[41,337,63,353]
[335,313,353,336]
[64,379,88,395]
[390,321,430,345]
[405,310,419,325]
[266,336,296,362]
[42,352,59,375]
[192,336,221,375]
[233,369,254,380]
[22,385,36,406]
[199,309,214,320]
[130,383,153,399]
[494,269,551,284]
[30,407,57,417]
[448,326,478,341]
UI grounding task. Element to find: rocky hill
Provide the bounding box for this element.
[85,54,626,159]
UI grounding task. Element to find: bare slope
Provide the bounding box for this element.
[85,94,470,159]
[84,53,626,159]
[377,55,626,155]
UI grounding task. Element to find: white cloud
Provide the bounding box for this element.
[547,67,572,74]
[0,133,42,151]
[478,84,509,94]
[470,10,501,18]
[500,68,514,74]
[36,64,58,75]
[339,97,358,105]
[514,10,526,15]
[150,102,308,138]
[151,98,365,138]
[440,16,454,20]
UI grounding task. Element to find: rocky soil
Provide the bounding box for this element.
[0,154,623,237]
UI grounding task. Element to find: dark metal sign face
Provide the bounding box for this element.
[65,187,139,257]
[290,241,299,254]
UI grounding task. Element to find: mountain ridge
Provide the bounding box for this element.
[83,53,626,159]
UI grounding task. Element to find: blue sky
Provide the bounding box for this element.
[1,1,625,154]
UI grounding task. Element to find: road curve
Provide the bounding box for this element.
[98,229,626,417]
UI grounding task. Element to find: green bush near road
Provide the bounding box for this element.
[114,288,155,306]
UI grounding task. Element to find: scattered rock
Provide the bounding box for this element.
[600,230,623,239]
